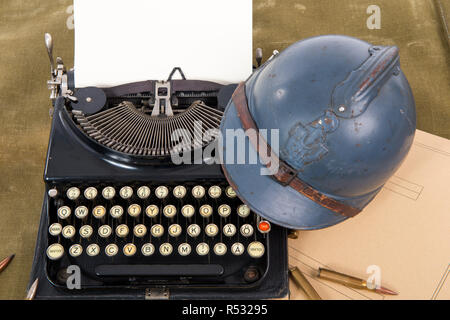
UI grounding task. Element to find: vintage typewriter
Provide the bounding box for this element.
[28,34,288,299]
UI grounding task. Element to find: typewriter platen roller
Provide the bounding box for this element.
[28,34,289,299]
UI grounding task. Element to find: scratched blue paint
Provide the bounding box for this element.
[220,35,416,230]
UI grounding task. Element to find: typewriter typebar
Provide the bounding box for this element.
[30,35,288,299]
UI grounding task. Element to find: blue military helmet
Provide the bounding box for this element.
[220,35,416,230]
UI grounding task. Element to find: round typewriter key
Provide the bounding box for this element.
[223,223,237,237]
[199,204,213,218]
[145,204,159,218]
[123,243,137,257]
[173,185,187,199]
[168,224,182,237]
[74,205,89,219]
[258,220,271,233]
[213,243,227,256]
[57,206,71,219]
[133,224,147,238]
[205,223,219,237]
[47,243,64,260]
[137,186,151,199]
[208,185,222,198]
[86,244,100,257]
[84,187,97,200]
[196,242,209,256]
[128,204,141,218]
[62,225,76,239]
[105,244,119,257]
[192,185,205,199]
[218,204,231,218]
[225,186,237,198]
[231,242,245,256]
[187,224,201,237]
[163,205,177,218]
[141,243,155,256]
[151,224,164,238]
[237,204,251,218]
[69,244,83,257]
[119,186,133,199]
[102,186,115,200]
[178,243,191,256]
[66,187,80,200]
[98,225,112,238]
[116,224,129,238]
[247,241,265,258]
[181,204,195,218]
[110,205,124,219]
[159,243,173,256]
[93,205,106,219]
[155,186,169,199]
[79,225,93,238]
[240,224,254,237]
[48,223,62,236]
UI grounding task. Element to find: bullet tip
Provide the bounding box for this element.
[376,286,398,295]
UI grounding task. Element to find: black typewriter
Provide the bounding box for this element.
[28,34,288,299]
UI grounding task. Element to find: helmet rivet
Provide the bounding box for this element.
[338,105,346,112]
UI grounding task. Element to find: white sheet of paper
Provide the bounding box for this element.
[74,0,253,87]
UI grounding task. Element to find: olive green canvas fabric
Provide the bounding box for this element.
[0,0,448,299]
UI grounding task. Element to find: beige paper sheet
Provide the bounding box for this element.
[288,130,450,300]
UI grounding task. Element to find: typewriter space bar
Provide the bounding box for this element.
[95,264,224,277]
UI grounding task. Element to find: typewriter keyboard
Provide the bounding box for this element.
[45,182,271,286]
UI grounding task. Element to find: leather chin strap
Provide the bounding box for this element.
[231,82,361,218]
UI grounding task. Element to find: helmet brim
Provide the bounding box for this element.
[220,100,350,230]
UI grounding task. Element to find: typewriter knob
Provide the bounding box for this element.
[247,241,265,258]
[123,243,137,257]
[231,243,245,256]
[237,204,251,218]
[178,243,192,256]
[79,225,93,239]
[137,186,151,199]
[173,185,187,199]
[213,243,227,256]
[48,223,62,237]
[84,187,97,200]
[48,188,58,198]
[196,243,210,256]
[225,186,237,198]
[69,244,83,257]
[71,87,106,116]
[120,186,133,199]
[86,244,100,257]
[199,205,213,218]
[192,185,205,199]
[46,243,64,260]
[102,186,115,200]
[66,187,80,200]
[159,243,173,256]
[141,243,155,256]
[116,224,130,238]
[155,186,169,199]
[208,186,222,199]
